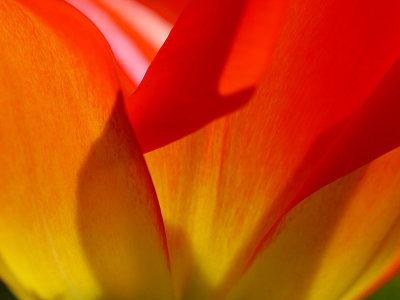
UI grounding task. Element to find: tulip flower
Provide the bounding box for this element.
[1,0,400,299]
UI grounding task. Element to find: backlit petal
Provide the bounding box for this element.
[66,0,173,94]
[128,0,290,152]
[0,1,171,299]
[136,0,189,23]
[144,0,400,297]
[227,146,400,300]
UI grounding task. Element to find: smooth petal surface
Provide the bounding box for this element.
[144,0,400,298]
[136,0,188,23]
[66,0,173,93]
[128,0,290,152]
[227,146,400,300]
[0,1,171,299]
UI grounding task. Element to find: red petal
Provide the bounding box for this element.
[136,0,189,23]
[127,0,290,152]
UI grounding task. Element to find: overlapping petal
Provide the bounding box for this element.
[227,146,400,299]
[66,0,173,95]
[0,1,171,299]
[2,0,400,299]
[128,0,290,152]
[144,0,400,297]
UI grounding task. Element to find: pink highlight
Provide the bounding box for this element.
[98,0,172,50]
[66,0,150,85]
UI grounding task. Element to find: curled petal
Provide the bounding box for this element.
[128,0,290,152]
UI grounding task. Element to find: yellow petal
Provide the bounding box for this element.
[227,146,400,300]
[0,1,171,299]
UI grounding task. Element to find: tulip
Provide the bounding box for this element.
[1,0,400,299]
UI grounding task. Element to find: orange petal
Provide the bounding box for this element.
[128,0,290,152]
[0,1,172,299]
[227,146,400,300]
[144,0,400,297]
[66,0,173,95]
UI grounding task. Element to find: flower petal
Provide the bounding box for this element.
[144,0,400,297]
[66,0,173,93]
[0,1,171,299]
[136,0,189,23]
[227,146,400,300]
[127,0,290,152]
